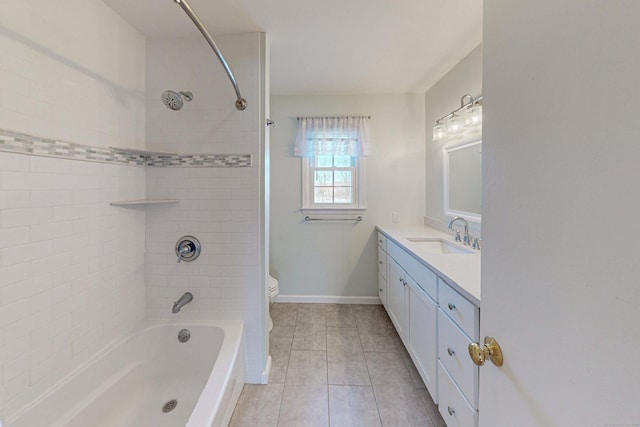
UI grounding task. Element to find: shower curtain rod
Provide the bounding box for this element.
[173,0,248,111]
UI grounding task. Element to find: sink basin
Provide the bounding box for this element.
[405,237,475,255]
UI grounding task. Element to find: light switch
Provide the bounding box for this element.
[392,212,399,223]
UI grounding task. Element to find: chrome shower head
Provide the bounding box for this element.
[161,90,193,111]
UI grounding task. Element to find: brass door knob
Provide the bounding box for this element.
[468,336,503,367]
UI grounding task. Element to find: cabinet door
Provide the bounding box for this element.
[378,272,387,306]
[386,257,407,339]
[407,279,438,403]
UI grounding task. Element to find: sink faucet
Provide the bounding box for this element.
[172,292,193,313]
[448,217,471,246]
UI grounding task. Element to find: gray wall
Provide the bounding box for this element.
[425,45,483,234]
[270,95,425,299]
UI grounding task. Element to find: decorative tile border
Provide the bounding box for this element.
[0,128,252,168]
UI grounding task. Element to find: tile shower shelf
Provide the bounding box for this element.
[109,199,179,206]
[109,147,178,156]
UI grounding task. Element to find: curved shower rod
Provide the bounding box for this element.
[173,0,248,111]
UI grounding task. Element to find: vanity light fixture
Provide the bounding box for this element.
[432,94,483,141]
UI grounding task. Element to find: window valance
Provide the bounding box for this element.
[294,116,371,157]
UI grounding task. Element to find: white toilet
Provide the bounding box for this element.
[267,274,280,332]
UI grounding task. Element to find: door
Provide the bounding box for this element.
[481,1,640,425]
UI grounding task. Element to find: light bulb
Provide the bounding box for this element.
[446,115,462,134]
[466,104,482,127]
[432,123,446,141]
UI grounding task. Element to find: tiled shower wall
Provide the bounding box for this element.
[0,1,146,418]
[144,34,267,382]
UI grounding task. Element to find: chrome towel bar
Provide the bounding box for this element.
[304,216,363,222]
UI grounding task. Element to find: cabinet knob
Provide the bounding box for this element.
[379,261,383,265]
[379,288,383,292]
[447,302,456,310]
[469,336,504,367]
[447,347,455,356]
[447,406,455,416]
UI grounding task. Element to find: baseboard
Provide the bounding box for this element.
[274,295,381,305]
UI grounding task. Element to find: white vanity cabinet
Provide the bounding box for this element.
[377,227,481,427]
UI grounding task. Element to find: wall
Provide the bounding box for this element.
[0,1,146,419]
[270,95,425,299]
[425,45,482,234]
[481,1,640,425]
[144,34,268,382]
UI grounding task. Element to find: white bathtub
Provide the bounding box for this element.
[7,320,245,427]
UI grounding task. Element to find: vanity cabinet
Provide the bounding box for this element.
[377,229,480,427]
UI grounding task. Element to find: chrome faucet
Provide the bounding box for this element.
[448,216,471,246]
[172,292,193,313]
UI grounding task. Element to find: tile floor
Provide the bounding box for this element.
[229,303,446,427]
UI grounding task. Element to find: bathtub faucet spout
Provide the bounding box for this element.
[172,292,193,313]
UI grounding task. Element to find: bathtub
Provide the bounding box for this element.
[7,320,245,427]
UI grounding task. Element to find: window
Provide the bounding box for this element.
[295,117,369,214]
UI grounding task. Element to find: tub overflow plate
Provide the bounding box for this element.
[178,329,191,343]
[162,399,178,413]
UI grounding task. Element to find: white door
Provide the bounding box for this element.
[387,258,407,339]
[481,1,640,426]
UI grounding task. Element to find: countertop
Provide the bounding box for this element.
[376,224,481,306]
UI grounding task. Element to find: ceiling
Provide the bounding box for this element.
[103,0,482,96]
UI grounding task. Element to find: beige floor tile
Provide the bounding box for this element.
[292,324,326,351]
[326,327,362,354]
[270,346,291,383]
[364,351,414,387]
[328,350,371,386]
[418,388,447,427]
[352,304,385,311]
[278,384,329,427]
[229,383,284,427]
[296,307,326,327]
[326,308,356,327]
[359,329,405,353]
[353,308,395,330]
[270,326,295,352]
[271,304,298,327]
[285,350,327,386]
[329,385,381,427]
[373,384,433,427]
[400,351,427,389]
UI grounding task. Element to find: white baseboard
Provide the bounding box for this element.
[274,295,381,305]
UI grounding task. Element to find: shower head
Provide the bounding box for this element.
[161,90,193,111]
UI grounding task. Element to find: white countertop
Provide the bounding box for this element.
[376,224,481,306]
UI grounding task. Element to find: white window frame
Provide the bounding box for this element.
[301,156,367,216]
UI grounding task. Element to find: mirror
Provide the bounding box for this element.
[443,139,482,222]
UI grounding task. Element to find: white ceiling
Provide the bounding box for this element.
[103,0,482,95]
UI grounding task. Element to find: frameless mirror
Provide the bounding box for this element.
[443,139,482,222]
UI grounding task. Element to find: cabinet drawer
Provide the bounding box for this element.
[377,232,387,251]
[438,361,477,427]
[378,246,387,280]
[387,240,437,301]
[438,309,478,409]
[439,280,479,341]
